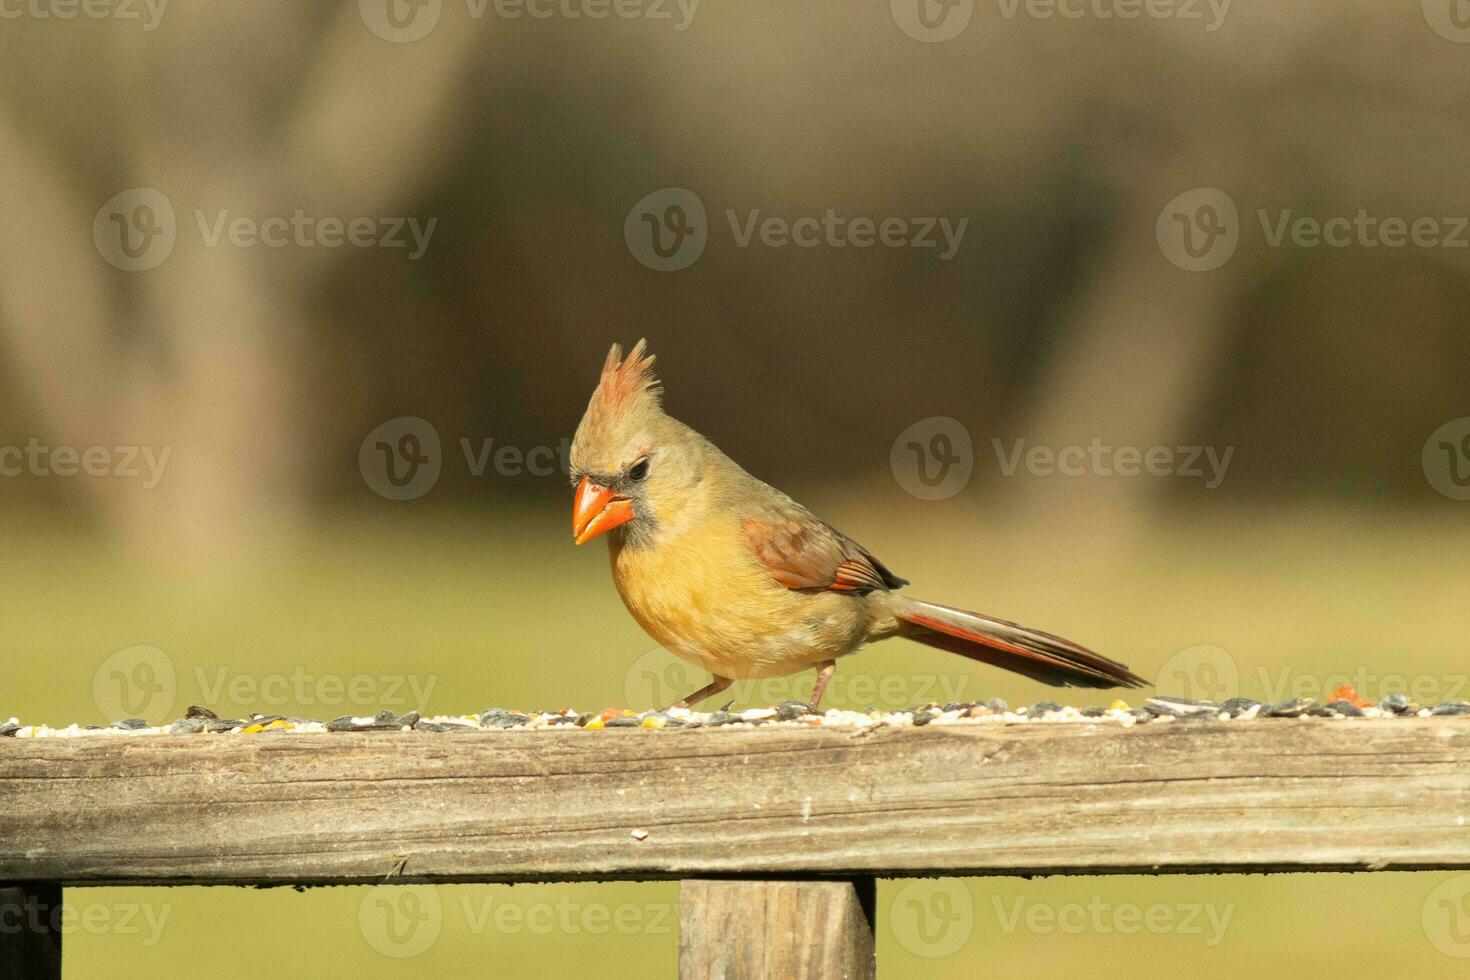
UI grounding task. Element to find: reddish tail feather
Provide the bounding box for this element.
[892,597,1147,690]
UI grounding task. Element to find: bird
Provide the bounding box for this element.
[569,340,1148,710]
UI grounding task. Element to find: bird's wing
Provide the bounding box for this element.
[740,500,907,595]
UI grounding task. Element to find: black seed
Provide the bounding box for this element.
[1130,708,1152,722]
[1083,706,1107,717]
[1381,694,1412,714]
[111,718,149,730]
[1266,700,1313,717]
[983,698,1009,713]
[1326,700,1363,717]
[776,701,811,721]
[185,705,218,720]
[708,711,741,726]
[478,708,510,726]
[326,716,358,732]
[1221,698,1260,716]
[1432,702,1470,716]
[1029,700,1062,716]
[0,722,19,737]
[170,718,207,734]
[605,716,639,727]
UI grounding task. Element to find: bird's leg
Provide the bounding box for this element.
[808,661,837,711]
[668,675,732,711]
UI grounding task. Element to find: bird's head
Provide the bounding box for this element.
[569,340,704,547]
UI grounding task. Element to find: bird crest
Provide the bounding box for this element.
[589,339,661,419]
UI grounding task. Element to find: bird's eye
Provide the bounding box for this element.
[628,457,650,482]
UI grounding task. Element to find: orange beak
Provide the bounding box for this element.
[573,476,636,544]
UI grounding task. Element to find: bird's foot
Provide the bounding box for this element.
[807,661,837,712]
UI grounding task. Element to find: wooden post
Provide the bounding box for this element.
[0,883,62,980]
[679,878,876,980]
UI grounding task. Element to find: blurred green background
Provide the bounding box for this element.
[4,0,1470,975]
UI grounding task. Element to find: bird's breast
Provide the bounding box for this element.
[608,521,868,679]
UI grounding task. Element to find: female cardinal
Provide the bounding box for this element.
[570,340,1147,710]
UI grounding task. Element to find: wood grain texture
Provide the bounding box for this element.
[3,719,1470,886]
[680,879,875,980]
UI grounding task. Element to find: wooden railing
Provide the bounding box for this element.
[4,718,1470,976]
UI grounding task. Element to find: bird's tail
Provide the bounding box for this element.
[890,596,1147,689]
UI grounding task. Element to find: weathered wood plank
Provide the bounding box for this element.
[679,879,876,980]
[0,883,62,979]
[2,719,1469,885]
